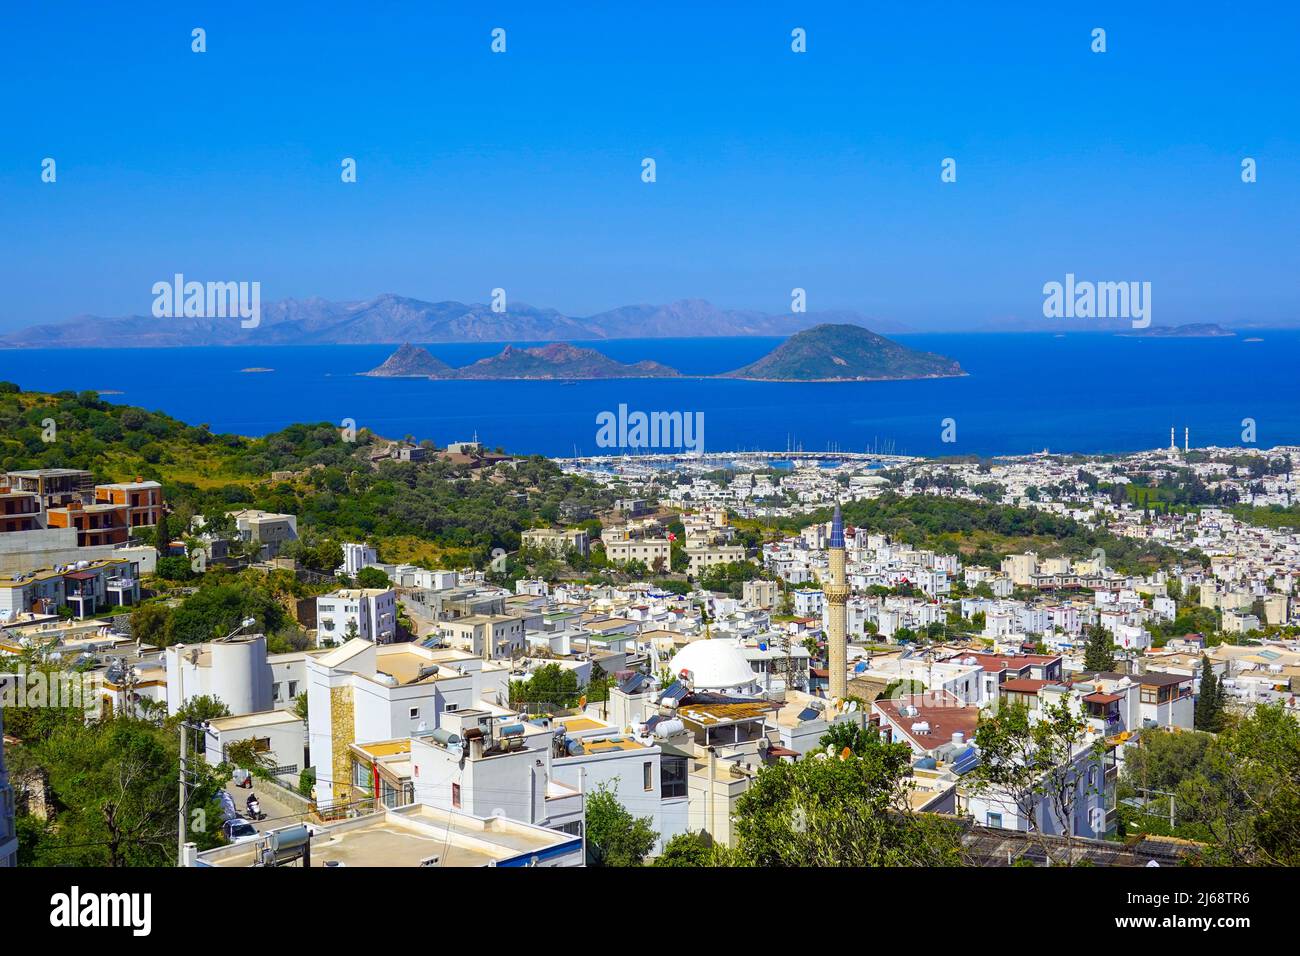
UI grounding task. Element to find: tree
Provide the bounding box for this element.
[968,703,1046,835]
[29,716,228,865]
[585,783,658,866]
[128,601,170,647]
[355,566,390,589]
[730,744,964,866]
[818,719,881,757]
[1083,624,1116,672]
[585,663,612,704]
[509,663,581,711]
[1195,655,1226,732]
[969,699,1098,861]
[1177,703,1300,865]
[154,555,195,581]
[654,830,720,867]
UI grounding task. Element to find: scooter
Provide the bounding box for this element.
[245,796,266,821]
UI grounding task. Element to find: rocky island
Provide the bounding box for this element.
[720,324,965,382]
[365,342,680,380]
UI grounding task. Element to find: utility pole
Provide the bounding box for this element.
[177,719,188,865]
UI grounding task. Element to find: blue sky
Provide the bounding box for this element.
[1,1,1297,330]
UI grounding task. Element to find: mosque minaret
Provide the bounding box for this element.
[825,503,850,701]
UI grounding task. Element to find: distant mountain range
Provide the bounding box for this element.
[367,324,962,382]
[1117,323,1236,338]
[0,294,913,348]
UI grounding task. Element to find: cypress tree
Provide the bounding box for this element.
[1083,623,1116,672]
[1196,654,1224,732]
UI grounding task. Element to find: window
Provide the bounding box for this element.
[987,812,1003,828]
[643,761,654,791]
[272,682,282,701]
[288,681,298,697]
[661,756,687,799]
[445,702,457,711]
[451,782,461,809]
[409,707,420,720]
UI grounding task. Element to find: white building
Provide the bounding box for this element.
[165,634,274,717]
[306,639,511,805]
[339,543,378,576]
[316,588,397,646]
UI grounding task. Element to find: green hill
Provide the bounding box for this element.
[723,324,963,381]
[0,382,612,567]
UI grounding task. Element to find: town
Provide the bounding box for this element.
[3,409,1298,870]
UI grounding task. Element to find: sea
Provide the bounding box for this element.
[3,331,1297,459]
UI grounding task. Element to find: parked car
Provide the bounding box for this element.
[222,819,259,845]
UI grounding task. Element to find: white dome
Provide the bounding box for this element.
[669,639,756,692]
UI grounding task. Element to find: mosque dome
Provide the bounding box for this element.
[668,639,756,693]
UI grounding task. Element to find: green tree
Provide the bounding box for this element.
[730,744,964,866]
[1178,704,1300,865]
[154,510,169,551]
[509,663,581,710]
[1082,624,1116,672]
[355,566,391,589]
[654,830,721,867]
[29,716,227,866]
[968,700,1098,860]
[585,783,658,866]
[818,719,881,756]
[1195,655,1225,732]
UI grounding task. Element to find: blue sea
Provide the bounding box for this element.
[4,332,1297,458]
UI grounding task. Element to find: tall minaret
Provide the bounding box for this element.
[825,503,850,701]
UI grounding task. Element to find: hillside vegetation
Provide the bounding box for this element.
[0,383,613,565]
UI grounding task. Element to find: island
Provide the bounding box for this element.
[364,342,680,380]
[1119,323,1236,338]
[363,343,454,378]
[720,323,964,382]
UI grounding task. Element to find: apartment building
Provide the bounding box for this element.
[315,587,397,646]
[94,479,163,528]
[604,537,671,567]
[339,542,378,576]
[305,639,511,805]
[521,527,590,558]
[437,613,527,659]
[3,469,94,510]
[683,543,747,576]
[0,557,141,621]
[0,487,42,534]
[228,509,298,558]
[742,578,779,610]
[45,501,129,547]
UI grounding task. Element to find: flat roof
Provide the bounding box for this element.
[352,739,412,759]
[556,716,604,732]
[199,805,578,868]
[208,710,303,732]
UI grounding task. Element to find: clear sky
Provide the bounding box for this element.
[2,1,1297,330]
